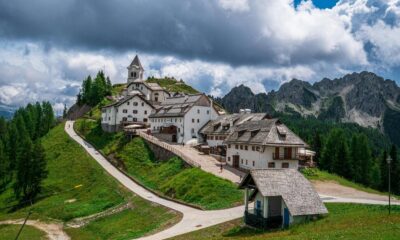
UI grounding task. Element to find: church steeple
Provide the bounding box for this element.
[127,55,144,83]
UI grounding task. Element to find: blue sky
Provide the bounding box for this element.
[294,0,340,9]
[0,0,400,112]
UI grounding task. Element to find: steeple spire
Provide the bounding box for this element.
[127,55,145,83]
[130,55,144,70]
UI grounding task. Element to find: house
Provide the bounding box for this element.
[149,93,219,144]
[239,169,328,229]
[224,118,308,170]
[101,92,155,132]
[101,55,161,132]
[199,113,269,158]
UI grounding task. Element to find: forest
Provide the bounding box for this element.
[0,102,55,204]
[280,114,400,195]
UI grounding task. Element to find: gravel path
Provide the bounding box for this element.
[0,219,70,240]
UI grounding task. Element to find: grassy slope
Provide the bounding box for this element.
[171,203,400,240]
[0,224,47,240]
[302,168,393,196]
[146,78,199,94]
[75,119,243,210]
[0,123,180,239]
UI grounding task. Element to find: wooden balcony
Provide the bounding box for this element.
[272,153,300,161]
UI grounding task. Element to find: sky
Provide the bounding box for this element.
[0,0,400,113]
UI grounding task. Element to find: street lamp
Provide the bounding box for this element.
[387,155,392,215]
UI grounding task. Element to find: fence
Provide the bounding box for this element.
[136,130,201,168]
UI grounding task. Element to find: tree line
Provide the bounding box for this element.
[0,102,55,203]
[280,114,399,194]
[76,71,112,107]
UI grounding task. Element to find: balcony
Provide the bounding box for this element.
[272,153,300,161]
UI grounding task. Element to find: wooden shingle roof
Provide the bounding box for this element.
[240,169,328,216]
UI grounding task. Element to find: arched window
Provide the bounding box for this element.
[133,72,137,78]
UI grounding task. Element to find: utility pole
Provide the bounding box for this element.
[14,210,32,240]
[387,155,392,215]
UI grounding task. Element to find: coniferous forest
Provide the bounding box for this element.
[0,102,55,203]
[76,71,113,107]
[280,114,399,195]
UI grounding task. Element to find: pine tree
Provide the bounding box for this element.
[380,150,388,191]
[312,131,322,163]
[370,158,382,189]
[320,128,338,172]
[389,145,399,195]
[350,135,362,183]
[62,103,68,119]
[358,134,373,186]
[0,140,9,190]
[13,123,32,200]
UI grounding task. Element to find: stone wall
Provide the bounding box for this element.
[144,139,177,161]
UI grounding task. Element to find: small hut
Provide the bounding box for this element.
[239,169,328,229]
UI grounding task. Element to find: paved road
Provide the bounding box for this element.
[65,121,398,240]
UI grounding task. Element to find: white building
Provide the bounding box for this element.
[149,93,219,144]
[224,118,308,170]
[101,55,165,132]
[101,92,155,132]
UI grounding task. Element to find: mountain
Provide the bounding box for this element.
[215,71,400,145]
[0,105,16,119]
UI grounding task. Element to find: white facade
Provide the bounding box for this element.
[127,82,169,103]
[150,105,219,144]
[226,145,299,170]
[101,95,154,132]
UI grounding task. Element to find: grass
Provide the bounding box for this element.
[0,224,47,240]
[146,77,199,94]
[75,119,243,210]
[301,168,394,196]
[170,203,400,240]
[0,123,180,239]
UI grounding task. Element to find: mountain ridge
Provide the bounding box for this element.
[214,71,400,145]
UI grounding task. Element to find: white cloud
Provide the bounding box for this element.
[218,0,250,12]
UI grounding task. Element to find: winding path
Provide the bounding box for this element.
[65,121,398,240]
[0,219,70,240]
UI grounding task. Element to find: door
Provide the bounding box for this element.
[233,155,239,168]
[172,134,177,142]
[283,208,290,228]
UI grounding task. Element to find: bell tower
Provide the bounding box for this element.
[127,55,144,83]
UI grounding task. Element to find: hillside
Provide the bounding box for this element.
[75,119,243,210]
[0,123,180,239]
[171,203,400,240]
[146,77,199,94]
[215,72,400,146]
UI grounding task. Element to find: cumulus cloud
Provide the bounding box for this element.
[0,0,400,110]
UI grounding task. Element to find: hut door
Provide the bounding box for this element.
[233,155,239,168]
[283,208,290,228]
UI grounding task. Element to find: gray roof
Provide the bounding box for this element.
[224,118,308,147]
[101,93,154,109]
[149,93,208,118]
[240,169,328,216]
[200,113,268,135]
[129,55,144,70]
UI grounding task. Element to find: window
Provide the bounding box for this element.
[142,102,144,106]
[132,110,138,114]
[123,109,128,113]
[144,110,147,114]
[132,118,137,122]
[133,72,137,78]
[241,159,243,164]
[282,162,289,168]
[197,119,200,123]
[228,144,231,148]
[252,161,255,167]
[256,146,260,151]
[122,117,127,121]
[240,145,243,150]
[131,72,134,77]
[245,146,248,151]
[108,117,110,121]
[144,118,148,122]
[245,160,248,165]
[268,162,275,168]
[235,145,238,149]
[252,146,255,151]
[197,109,200,114]
[228,157,231,162]
[191,128,195,134]
[207,110,210,114]
[133,102,138,106]
[210,136,214,140]
[127,101,130,105]
[192,119,195,123]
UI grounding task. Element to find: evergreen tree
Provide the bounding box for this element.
[320,128,339,172]
[312,131,322,163]
[62,103,68,119]
[370,158,382,189]
[380,150,389,191]
[41,101,55,135]
[350,135,362,183]
[389,145,399,195]
[358,134,373,186]
[334,135,352,179]
[0,140,9,190]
